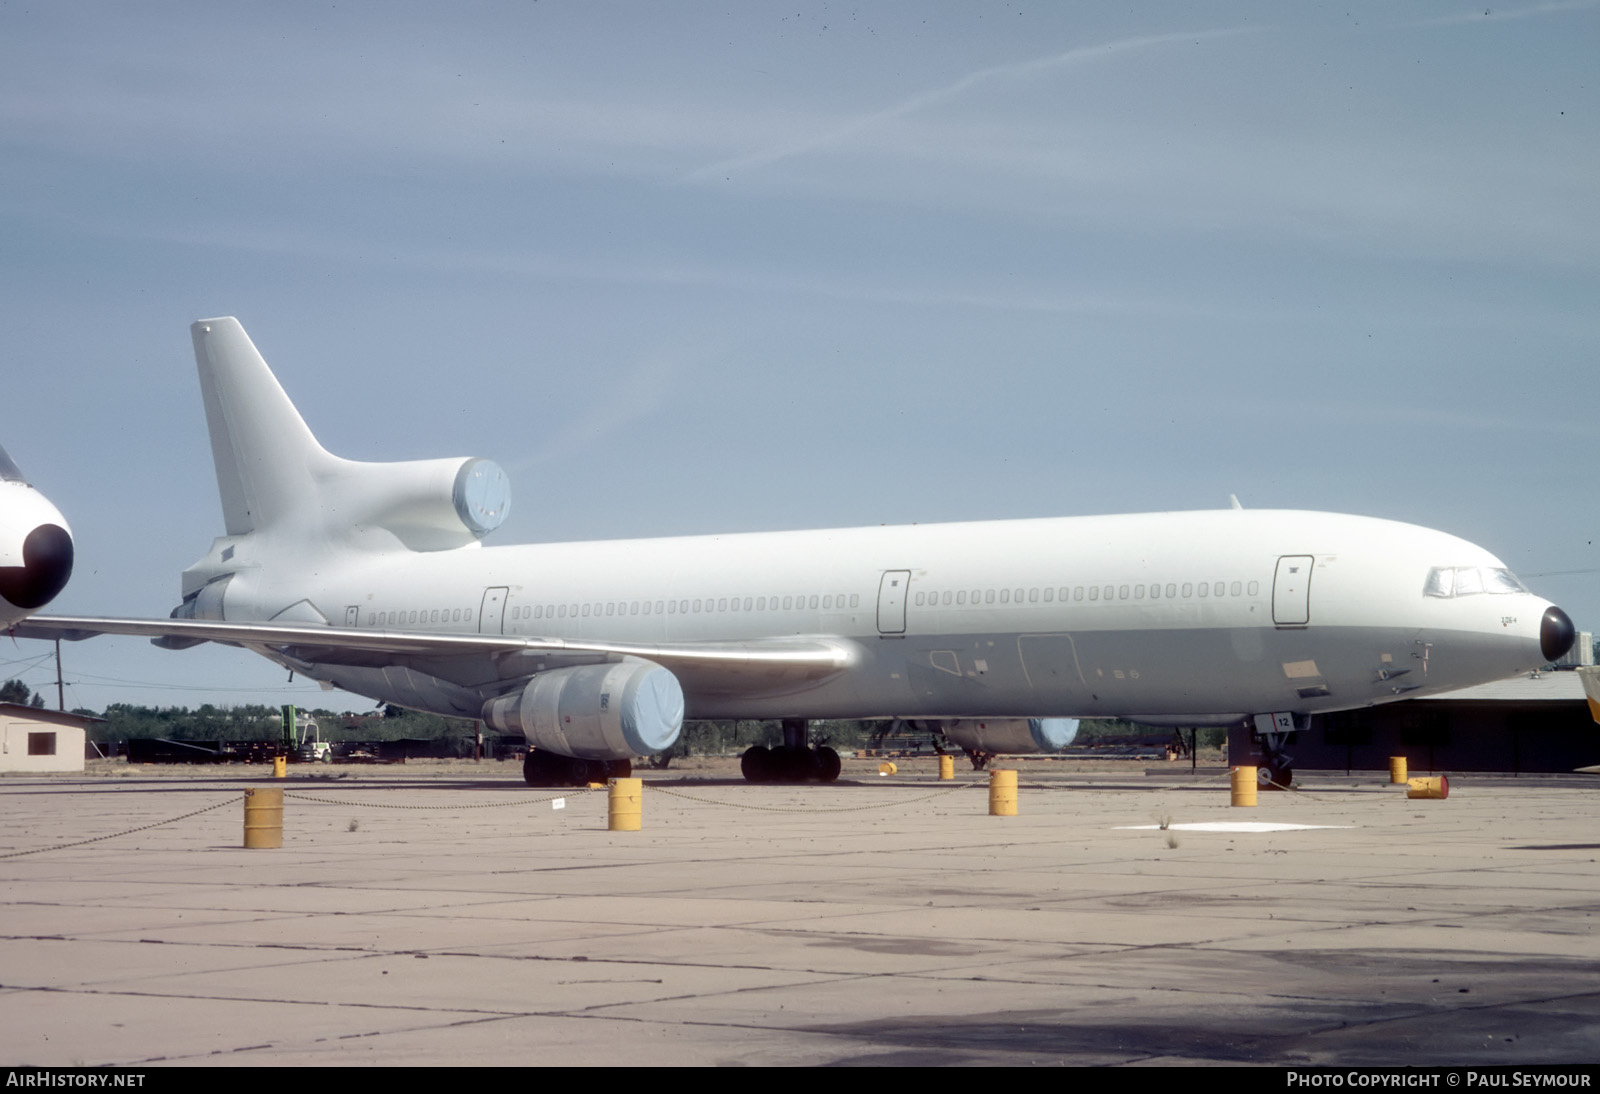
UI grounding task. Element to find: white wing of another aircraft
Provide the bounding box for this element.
[11,318,1576,787]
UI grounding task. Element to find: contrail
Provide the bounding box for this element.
[683,26,1256,182]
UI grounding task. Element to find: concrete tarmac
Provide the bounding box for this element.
[1,759,1597,1067]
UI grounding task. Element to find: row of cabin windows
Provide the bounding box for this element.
[369,594,863,628]
[912,580,1259,607]
[511,593,861,621]
[371,607,469,626]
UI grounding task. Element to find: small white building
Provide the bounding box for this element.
[0,703,96,774]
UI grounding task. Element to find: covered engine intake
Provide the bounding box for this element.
[938,717,1080,755]
[482,661,684,760]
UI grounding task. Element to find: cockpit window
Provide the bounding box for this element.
[0,445,24,484]
[1424,566,1528,598]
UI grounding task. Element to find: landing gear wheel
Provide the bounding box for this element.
[816,746,841,783]
[741,745,772,783]
[568,757,605,786]
[1257,762,1292,791]
[606,759,632,780]
[523,750,564,787]
[771,745,819,782]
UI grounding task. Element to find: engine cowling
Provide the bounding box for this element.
[481,662,684,760]
[938,717,1080,755]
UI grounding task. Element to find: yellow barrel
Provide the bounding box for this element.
[1231,766,1258,807]
[244,787,283,849]
[938,754,954,780]
[988,768,1017,816]
[1389,756,1408,784]
[608,777,643,831]
[273,755,287,779]
[1406,776,1449,800]
[878,761,898,776]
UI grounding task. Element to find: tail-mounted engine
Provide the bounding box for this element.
[481,661,685,761]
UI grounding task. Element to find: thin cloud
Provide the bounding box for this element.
[682,26,1259,182]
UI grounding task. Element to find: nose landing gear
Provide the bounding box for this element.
[1252,712,1305,791]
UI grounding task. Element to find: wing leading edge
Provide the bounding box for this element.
[9,615,860,696]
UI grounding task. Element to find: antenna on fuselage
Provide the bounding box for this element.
[1229,494,1243,510]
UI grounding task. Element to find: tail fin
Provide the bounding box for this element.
[188,317,509,551]
[192,318,334,536]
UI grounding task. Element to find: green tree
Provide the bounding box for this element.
[0,679,39,707]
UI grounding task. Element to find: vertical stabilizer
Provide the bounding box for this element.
[191,318,333,535]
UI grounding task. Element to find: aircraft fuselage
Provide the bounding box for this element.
[199,507,1557,725]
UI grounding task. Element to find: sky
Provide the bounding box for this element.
[1,1,1596,714]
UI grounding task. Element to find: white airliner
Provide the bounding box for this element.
[0,445,73,629]
[14,318,1576,786]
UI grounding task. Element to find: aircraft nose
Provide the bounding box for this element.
[0,523,73,610]
[1541,605,1577,663]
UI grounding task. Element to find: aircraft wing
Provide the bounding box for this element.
[7,615,860,695]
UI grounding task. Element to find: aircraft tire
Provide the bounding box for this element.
[523,750,563,787]
[568,757,606,785]
[816,746,841,783]
[773,745,816,782]
[1257,762,1291,791]
[741,745,772,783]
[607,759,632,780]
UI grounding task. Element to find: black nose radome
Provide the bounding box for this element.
[1541,605,1577,664]
[0,523,73,610]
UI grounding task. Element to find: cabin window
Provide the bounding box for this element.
[1231,582,1242,596]
[1041,588,1051,602]
[1074,587,1084,601]
[956,591,967,605]
[1089,587,1099,601]
[1135,585,1145,599]
[849,594,859,608]
[999,589,1010,604]
[1150,584,1160,600]
[1247,581,1259,596]
[1119,586,1129,599]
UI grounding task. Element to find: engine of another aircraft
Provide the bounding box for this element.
[480,661,685,760]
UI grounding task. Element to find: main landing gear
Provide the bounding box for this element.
[740,718,841,783]
[522,750,632,787]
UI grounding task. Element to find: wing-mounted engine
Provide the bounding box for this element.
[937,717,1080,760]
[482,661,685,761]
